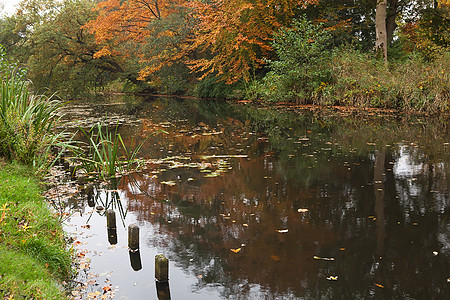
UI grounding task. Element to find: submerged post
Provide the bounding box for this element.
[155,254,169,282]
[156,281,171,300]
[129,251,142,271]
[128,224,139,252]
[86,183,95,207]
[86,183,94,198]
[106,209,117,245]
[107,228,118,245]
[106,209,116,229]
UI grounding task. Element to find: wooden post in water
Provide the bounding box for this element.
[86,183,94,198]
[106,209,116,229]
[128,224,139,252]
[106,209,117,244]
[155,254,169,282]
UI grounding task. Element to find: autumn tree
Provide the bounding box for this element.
[0,0,123,95]
[86,0,319,86]
[85,0,190,90]
[401,0,450,58]
[186,0,319,84]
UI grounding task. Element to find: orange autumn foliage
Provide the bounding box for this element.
[86,0,318,84]
[85,0,183,58]
[186,0,319,83]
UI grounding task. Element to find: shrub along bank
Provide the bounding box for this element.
[248,18,450,112]
[0,163,72,299]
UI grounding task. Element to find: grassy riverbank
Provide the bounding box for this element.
[0,162,72,299]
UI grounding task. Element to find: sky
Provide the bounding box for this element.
[0,0,21,16]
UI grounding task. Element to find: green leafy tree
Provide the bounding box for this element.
[257,17,333,103]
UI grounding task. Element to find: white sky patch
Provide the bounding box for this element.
[0,0,22,16]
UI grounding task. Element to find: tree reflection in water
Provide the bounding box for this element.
[63,97,450,299]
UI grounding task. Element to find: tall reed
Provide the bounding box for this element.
[75,122,147,180]
[0,68,66,172]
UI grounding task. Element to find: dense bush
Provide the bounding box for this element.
[253,17,333,103]
[247,21,450,112]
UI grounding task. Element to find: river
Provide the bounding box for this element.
[55,95,449,299]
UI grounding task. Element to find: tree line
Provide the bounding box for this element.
[0,0,449,110]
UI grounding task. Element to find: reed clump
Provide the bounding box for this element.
[74,122,147,180]
[0,47,67,173]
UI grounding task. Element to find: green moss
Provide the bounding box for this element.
[0,162,72,299]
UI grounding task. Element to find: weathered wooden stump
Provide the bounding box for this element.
[128,224,139,252]
[155,254,169,282]
[106,209,116,229]
[86,183,94,198]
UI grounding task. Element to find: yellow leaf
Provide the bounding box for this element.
[270,255,281,262]
[230,248,241,253]
[276,229,288,233]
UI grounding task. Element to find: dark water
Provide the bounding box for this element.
[61,96,450,299]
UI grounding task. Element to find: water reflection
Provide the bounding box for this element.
[63,97,450,299]
[129,251,142,271]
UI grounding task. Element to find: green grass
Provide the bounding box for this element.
[0,162,72,299]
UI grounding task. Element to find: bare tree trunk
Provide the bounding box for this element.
[375,0,388,64]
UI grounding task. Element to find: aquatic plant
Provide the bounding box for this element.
[75,121,148,180]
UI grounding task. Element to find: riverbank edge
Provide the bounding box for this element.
[0,161,73,299]
[93,92,450,116]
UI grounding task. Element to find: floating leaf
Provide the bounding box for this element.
[297,208,309,213]
[230,248,241,253]
[313,255,335,261]
[160,181,176,186]
[375,283,384,288]
[276,229,288,233]
[102,286,111,292]
[271,255,281,262]
[327,275,338,281]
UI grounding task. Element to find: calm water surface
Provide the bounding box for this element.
[60,96,450,299]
